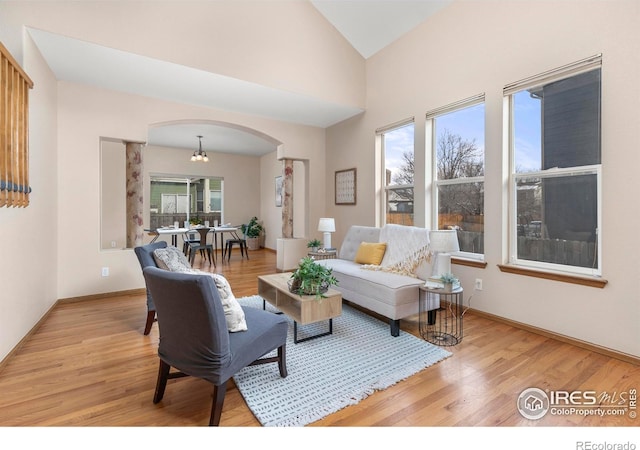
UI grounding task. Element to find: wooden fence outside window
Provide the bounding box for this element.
[1,42,34,208]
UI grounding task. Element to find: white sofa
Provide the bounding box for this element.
[317,224,433,336]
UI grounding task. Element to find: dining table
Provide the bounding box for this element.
[146,226,241,265]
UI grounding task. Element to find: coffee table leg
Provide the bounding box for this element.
[293,319,333,344]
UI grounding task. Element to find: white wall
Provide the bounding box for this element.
[0,31,58,361]
[100,139,126,250]
[326,0,640,357]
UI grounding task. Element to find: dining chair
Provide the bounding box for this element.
[187,227,214,267]
[224,227,249,262]
[181,230,199,255]
[143,266,288,426]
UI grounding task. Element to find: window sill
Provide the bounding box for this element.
[452,257,488,269]
[497,264,608,288]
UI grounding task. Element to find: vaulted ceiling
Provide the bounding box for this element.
[28,1,452,156]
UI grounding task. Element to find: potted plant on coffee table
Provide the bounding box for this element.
[288,257,338,299]
[241,216,264,250]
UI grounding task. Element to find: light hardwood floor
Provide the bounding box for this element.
[0,249,637,427]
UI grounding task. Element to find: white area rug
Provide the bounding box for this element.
[234,295,452,427]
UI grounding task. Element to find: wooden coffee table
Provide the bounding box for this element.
[258,272,342,343]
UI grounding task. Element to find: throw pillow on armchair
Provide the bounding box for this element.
[152,246,247,332]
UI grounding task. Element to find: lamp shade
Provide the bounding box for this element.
[429,230,460,253]
[318,218,336,232]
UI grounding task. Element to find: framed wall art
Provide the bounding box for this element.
[275,175,283,207]
[335,168,356,205]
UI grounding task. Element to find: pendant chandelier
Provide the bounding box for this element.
[190,135,209,162]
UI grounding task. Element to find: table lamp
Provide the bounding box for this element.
[318,218,336,250]
[429,229,460,278]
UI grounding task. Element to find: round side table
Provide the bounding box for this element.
[419,285,464,346]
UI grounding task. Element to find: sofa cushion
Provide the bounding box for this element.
[339,226,381,261]
[354,242,387,265]
[318,259,423,308]
[153,246,192,272]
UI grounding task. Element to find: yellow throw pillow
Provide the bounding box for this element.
[354,242,387,265]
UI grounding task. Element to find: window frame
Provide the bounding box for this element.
[427,94,486,261]
[376,118,415,227]
[504,55,603,278]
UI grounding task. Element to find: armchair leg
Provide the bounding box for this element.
[278,344,288,378]
[209,382,228,426]
[143,310,156,335]
[153,360,171,404]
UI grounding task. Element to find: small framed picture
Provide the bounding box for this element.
[335,168,356,205]
[275,175,283,207]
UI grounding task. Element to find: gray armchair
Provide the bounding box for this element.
[142,266,288,426]
[134,241,168,335]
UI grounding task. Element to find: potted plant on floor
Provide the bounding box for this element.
[241,216,264,250]
[288,257,338,299]
[307,239,322,253]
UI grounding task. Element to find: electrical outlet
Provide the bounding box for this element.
[111,241,117,248]
[102,267,109,277]
[475,278,483,290]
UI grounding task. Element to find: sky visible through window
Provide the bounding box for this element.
[435,103,485,168]
[384,123,414,185]
[384,95,541,178]
[513,91,542,172]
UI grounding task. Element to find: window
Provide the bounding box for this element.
[427,95,485,258]
[377,119,415,226]
[160,193,188,214]
[209,178,223,216]
[505,55,602,276]
[150,176,224,228]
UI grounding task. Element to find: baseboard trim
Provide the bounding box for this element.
[468,308,639,366]
[57,288,146,304]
